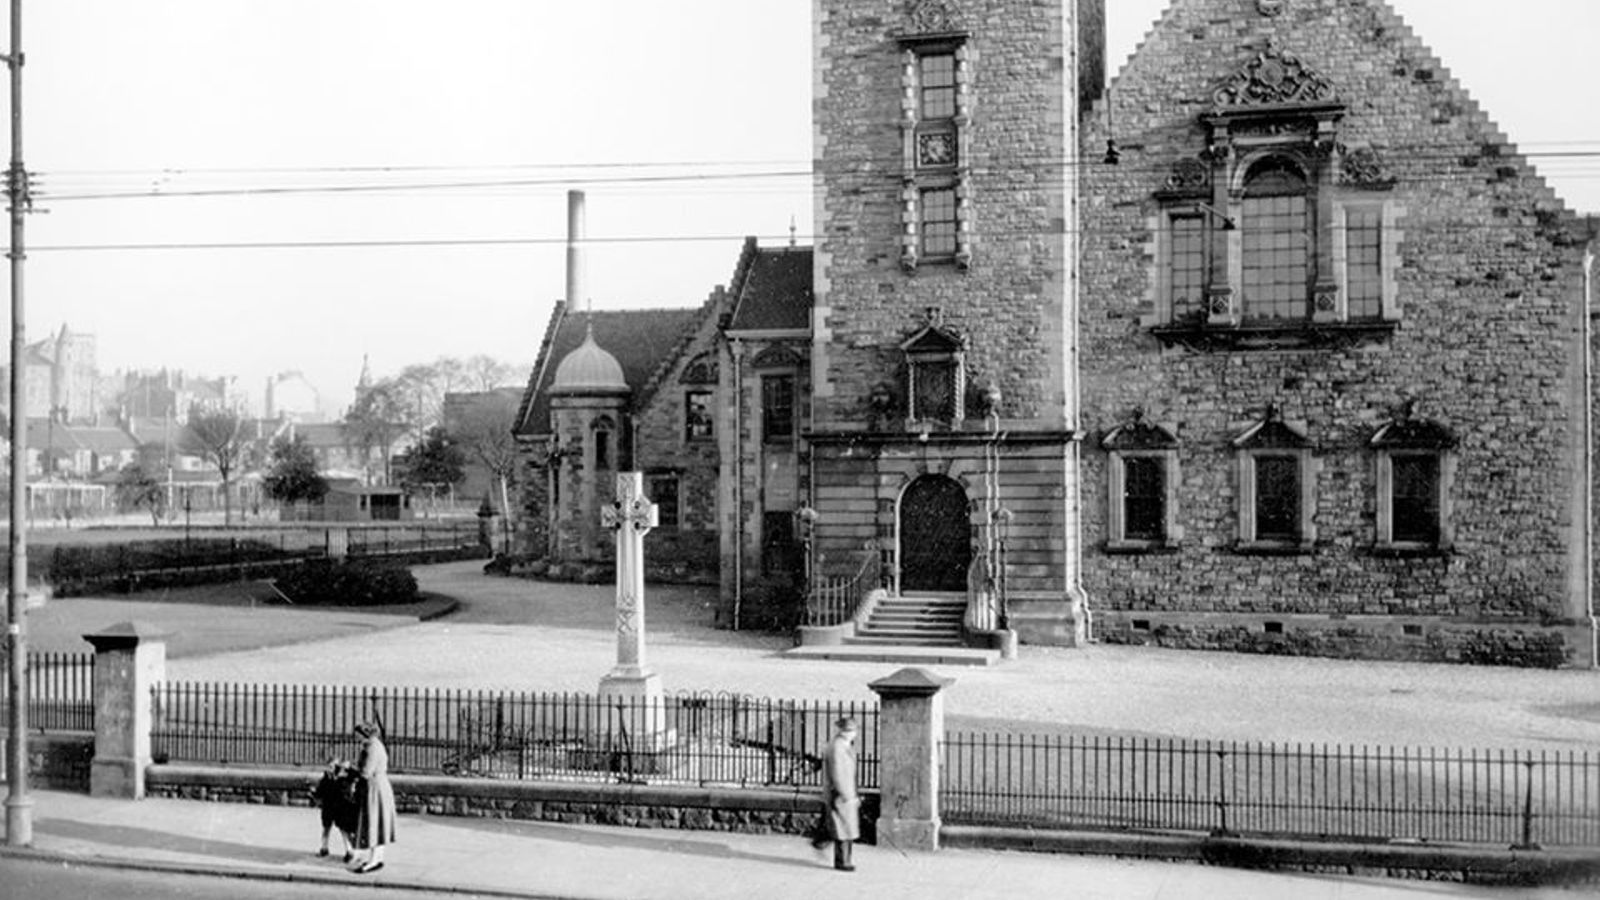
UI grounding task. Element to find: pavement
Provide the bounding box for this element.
[0,788,1588,899]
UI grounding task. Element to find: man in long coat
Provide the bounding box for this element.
[820,716,860,871]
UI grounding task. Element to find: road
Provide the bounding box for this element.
[0,856,517,899]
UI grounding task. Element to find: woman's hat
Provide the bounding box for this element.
[835,717,859,733]
[354,721,376,738]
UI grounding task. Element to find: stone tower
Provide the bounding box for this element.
[547,325,630,562]
[808,0,1104,645]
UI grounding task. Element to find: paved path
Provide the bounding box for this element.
[2,789,1584,900]
[152,562,1600,751]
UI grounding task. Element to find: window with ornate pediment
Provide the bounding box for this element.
[684,391,713,442]
[898,0,971,272]
[1370,401,1456,554]
[1147,41,1402,350]
[901,317,966,428]
[1101,409,1182,552]
[753,345,801,443]
[1232,406,1317,553]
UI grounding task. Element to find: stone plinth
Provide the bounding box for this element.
[869,666,953,852]
[84,621,167,799]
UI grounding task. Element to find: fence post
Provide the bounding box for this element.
[869,667,953,852]
[83,622,167,799]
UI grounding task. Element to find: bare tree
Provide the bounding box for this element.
[183,406,245,525]
[343,378,411,485]
[464,354,522,391]
[451,392,520,549]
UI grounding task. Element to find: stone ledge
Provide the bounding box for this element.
[941,825,1600,887]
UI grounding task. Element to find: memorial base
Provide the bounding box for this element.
[597,669,675,752]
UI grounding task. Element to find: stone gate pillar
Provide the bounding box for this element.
[869,666,953,851]
[84,622,167,799]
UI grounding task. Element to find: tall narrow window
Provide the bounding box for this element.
[921,187,958,259]
[1253,455,1301,542]
[1102,412,1180,552]
[1241,161,1310,321]
[1122,456,1167,542]
[762,374,795,442]
[911,358,956,422]
[900,39,969,271]
[593,428,611,471]
[1169,214,1206,322]
[1371,406,1454,552]
[685,390,714,442]
[1345,206,1383,319]
[1233,412,1316,553]
[1390,455,1439,544]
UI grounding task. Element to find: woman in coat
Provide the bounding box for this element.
[352,721,397,873]
[820,716,860,871]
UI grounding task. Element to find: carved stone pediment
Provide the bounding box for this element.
[906,0,966,36]
[1340,146,1395,188]
[1214,42,1336,109]
[1165,157,1210,193]
[1102,409,1179,451]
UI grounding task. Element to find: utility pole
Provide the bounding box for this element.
[4,0,30,847]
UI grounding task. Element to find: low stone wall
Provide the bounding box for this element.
[0,733,94,791]
[145,764,878,842]
[1094,611,1586,668]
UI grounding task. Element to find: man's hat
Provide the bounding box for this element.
[835,716,859,733]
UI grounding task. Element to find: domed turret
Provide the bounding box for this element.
[550,324,628,395]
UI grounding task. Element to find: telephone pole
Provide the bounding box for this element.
[4,0,31,848]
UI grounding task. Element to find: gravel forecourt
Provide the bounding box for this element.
[105,561,1599,754]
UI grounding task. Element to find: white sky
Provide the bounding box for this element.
[7,1,1599,417]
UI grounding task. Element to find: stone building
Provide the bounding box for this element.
[1078,0,1597,666]
[513,0,1597,667]
[516,1,1100,644]
[513,272,728,582]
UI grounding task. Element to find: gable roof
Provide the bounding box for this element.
[513,304,702,437]
[726,238,813,333]
[1100,0,1585,226]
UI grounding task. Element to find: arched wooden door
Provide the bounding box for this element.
[898,475,971,592]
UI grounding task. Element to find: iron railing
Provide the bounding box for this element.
[347,523,480,558]
[942,732,1600,847]
[151,681,878,789]
[0,651,94,732]
[805,552,880,628]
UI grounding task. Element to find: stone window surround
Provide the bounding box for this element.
[1370,409,1458,556]
[759,372,796,444]
[1101,415,1182,554]
[683,390,714,443]
[1232,416,1318,554]
[1373,449,1454,555]
[1105,448,1182,554]
[898,34,972,273]
[901,321,967,430]
[1144,106,1404,349]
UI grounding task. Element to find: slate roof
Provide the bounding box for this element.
[25,420,138,454]
[726,239,813,333]
[514,304,702,436]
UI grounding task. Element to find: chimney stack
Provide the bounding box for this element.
[566,190,587,314]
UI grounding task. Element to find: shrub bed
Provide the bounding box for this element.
[274,559,419,607]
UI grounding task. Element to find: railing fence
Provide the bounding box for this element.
[942,732,1600,847]
[151,682,878,790]
[0,651,95,732]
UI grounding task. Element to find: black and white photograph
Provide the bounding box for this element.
[2,2,1598,898]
